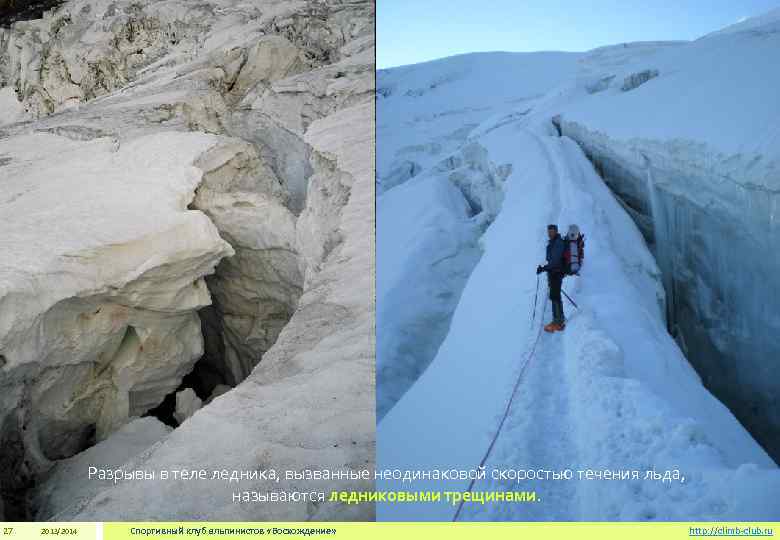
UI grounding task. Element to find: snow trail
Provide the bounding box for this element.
[462,329,580,521]
[458,131,583,521]
[451,293,548,521]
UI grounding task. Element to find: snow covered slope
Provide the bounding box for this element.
[377,51,582,193]
[377,9,780,521]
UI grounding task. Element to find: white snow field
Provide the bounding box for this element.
[377,9,780,521]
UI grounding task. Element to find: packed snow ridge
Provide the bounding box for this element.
[377,9,780,520]
[0,0,374,521]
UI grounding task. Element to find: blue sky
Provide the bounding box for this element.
[377,0,780,68]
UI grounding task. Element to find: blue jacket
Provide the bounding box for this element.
[543,234,566,274]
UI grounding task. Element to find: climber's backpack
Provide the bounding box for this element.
[563,226,585,276]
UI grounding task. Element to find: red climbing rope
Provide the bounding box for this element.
[452,297,548,521]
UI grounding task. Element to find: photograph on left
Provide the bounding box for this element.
[0,0,375,521]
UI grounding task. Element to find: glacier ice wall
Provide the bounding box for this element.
[0,0,375,520]
[559,118,780,461]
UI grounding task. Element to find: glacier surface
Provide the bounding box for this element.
[377,9,780,520]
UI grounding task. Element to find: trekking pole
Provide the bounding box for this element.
[530,274,540,331]
[562,289,579,310]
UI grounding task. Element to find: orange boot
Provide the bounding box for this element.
[544,322,559,332]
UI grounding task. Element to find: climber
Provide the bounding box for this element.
[536,224,566,332]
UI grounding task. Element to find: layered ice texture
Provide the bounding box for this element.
[1,0,374,520]
[377,9,780,520]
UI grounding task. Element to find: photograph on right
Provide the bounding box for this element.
[376,0,780,521]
